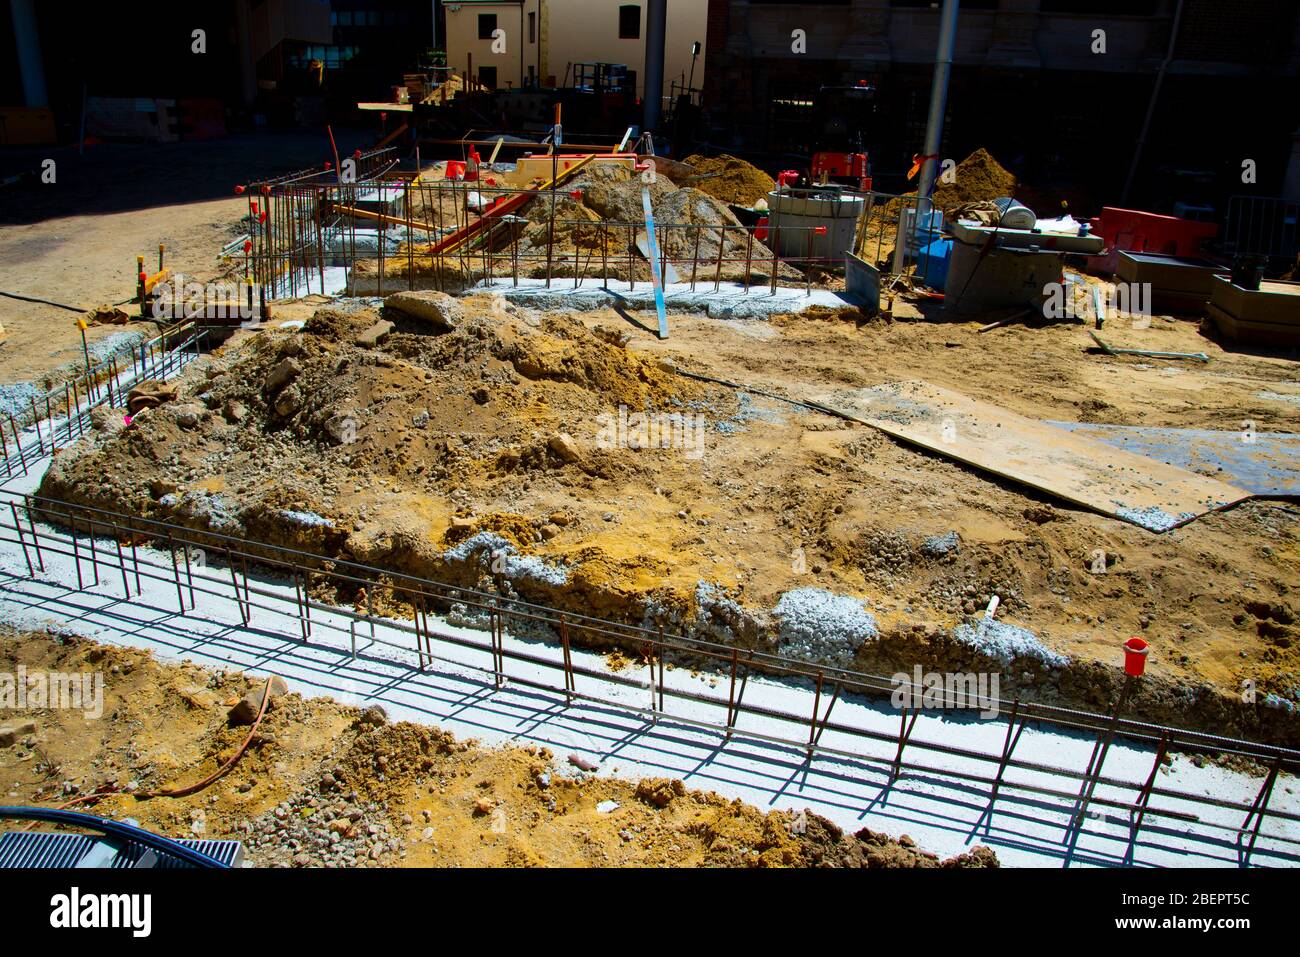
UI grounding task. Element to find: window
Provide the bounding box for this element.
[528,11,536,43]
[618,5,640,40]
[479,66,498,89]
[478,13,497,40]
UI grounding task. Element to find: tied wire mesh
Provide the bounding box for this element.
[237,171,922,302]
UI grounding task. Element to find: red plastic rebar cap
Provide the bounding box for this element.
[234,185,246,195]
[1122,637,1149,677]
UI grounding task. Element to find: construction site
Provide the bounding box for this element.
[0,1,1297,902]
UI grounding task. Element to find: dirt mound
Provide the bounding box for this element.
[518,195,604,252]
[569,163,677,222]
[682,154,776,206]
[37,297,725,602]
[931,148,1017,211]
[0,630,988,868]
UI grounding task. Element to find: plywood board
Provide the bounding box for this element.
[813,381,1252,532]
[1047,423,1300,499]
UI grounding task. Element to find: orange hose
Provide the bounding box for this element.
[141,675,276,799]
[36,676,276,816]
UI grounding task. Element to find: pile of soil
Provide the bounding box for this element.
[931,148,1018,212]
[38,295,737,619]
[370,163,797,286]
[681,154,776,207]
[0,630,998,868]
[32,292,1300,743]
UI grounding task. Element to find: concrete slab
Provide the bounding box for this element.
[470,277,853,320]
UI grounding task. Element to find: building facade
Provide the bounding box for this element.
[443,0,708,105]
[702,0,1300,209]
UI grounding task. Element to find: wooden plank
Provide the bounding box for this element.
[642,185,669,340]
[813,380,1252,532]
[1046,423,1300,499]
[431,153,597,257]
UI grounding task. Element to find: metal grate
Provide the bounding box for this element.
[1223,194,1300,261]
[0,831,244,869]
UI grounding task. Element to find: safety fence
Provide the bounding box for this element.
[234,167,922,301]
[1223,194,1300,263]
[1,321,208,479]
[0,485,1296,864]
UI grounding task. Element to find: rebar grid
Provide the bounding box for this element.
[242,175,913,302]
[0,485,1295,863]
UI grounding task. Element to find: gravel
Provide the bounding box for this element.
[442,531,570,586]
[1114,505,1195,533]
[0,381,43,420]
[922,531,960,557]
[773,587,878,666]
[279,509,334,528]
[951,619,1068,667]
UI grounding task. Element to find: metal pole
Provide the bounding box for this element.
[1073,672,1136,827]
[642,0,668,132]
[9,0,48,107]
[1121,0,1185,204]
[916,0,960,221]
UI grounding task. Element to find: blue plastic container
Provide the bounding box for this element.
[916,236,952,291]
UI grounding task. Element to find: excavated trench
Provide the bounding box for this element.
[33,295,1300,750]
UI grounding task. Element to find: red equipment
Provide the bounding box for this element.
[811,151,871,191]
[1086,207,1218,275]
[1123,637,1150,678]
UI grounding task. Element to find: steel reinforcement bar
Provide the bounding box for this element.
[0,490,1296,862]
[0,323,208,481]
[244,175,911,301]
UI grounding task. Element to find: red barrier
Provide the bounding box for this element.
[1086,207,1218,274]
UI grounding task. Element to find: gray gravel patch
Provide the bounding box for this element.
[773,587,877,666]
[952,619,1068,667]
[442,531,569,586]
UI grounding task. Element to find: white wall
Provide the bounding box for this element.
[445,0,707,104]
[443,1,539,90]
